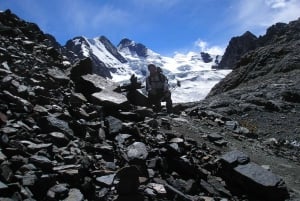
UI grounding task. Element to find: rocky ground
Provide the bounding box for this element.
[0,9,299,201]
[162,105,300,199]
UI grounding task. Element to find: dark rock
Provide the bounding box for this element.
[0,112,8,126]
[166,156,199,179]
[29,155,53,171]
[0,180,9,193]
[70,58,93,83]
[118,111,143,122]
[200,52,213,63]
[3,90,33,112]
[0,150,7,163]
[220,150,250,168]
[46,183,69,200]
[213,139,228,147]
[199,179,220,196]
[49,132,70,147]
[118,38,148,57]
[207,133,223,142]
[104,116,123,137]
[68,92,87,106]
[38,115,74,139]
[116,166,140,195]
[0,161,13,182]
[22,174,37,187]
[207,175,232,197]
[9,155,28,171]
[217,31,257,69]
[233,162,289,201]
[170,178,197,194]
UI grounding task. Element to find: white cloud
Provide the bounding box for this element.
[233,0,300,34]
[194,39,224,55]
[195,40,208,52]
[265,0,288,8]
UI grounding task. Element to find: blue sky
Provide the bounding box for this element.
[1,0,300,56]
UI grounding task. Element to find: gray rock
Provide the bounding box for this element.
[0,161,13,182]
[80,74,127,106]
[29,155,53,171]
[62,188,84,201]
[47,183,69,200]
[104,116,123,136]
[0,150,7,163]
[47,67,69,84]
[49,132,70,147]
[207,133,223,142]
[0,180,8,190]
[127,142,148,161]
[96,174,115,187]
[233,162,289,201]
[220,150,250,167]
[38,115,74,138]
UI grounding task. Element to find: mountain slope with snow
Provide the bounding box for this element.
[65,37,231,103]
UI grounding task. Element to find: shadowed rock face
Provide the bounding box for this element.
[217,31,258,69]
[208,18,300,99]
[118,38,148,57]
[0,9,298,201]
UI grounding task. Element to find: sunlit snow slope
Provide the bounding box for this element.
[117,40,231,103]
[67,37,231,103]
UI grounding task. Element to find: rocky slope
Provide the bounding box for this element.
[185,17,300,199]
[0,9,299,201]
[205,17,300,143]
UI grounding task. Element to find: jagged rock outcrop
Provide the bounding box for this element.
[200,52,213,63]
[117,38,148,57]
[217,31,258,69]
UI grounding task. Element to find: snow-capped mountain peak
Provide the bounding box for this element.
[64,36,231,103]
[117,38,149,58]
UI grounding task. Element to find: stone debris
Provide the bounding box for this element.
[0,9,296,201]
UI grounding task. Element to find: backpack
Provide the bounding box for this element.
[148,72,167,85]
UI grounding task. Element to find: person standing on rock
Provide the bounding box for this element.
[146,64,173,113]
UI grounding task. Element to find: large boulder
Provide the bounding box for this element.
[219,150,289,201]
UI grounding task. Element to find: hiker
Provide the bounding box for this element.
[146,64,173,113]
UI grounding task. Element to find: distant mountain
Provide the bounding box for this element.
[64,37,229,103]
[64,36,128,78]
